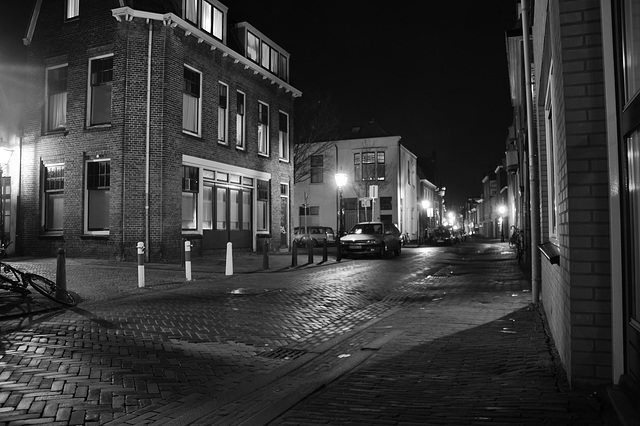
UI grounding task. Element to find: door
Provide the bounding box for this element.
[203,184,252,250]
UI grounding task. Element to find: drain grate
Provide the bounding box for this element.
[257,347,307,360]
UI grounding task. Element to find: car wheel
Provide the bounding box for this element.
[395,244,401,256]
[311,239,318,247]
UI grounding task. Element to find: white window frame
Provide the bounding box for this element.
[218,81,228,145]
[87,54,114,127]
[236,90,246,150]
[84,159,110,236]
[66,0,79,19]
[278,111,289,162]
[182,166,199,232]
[258,101,269,156]
[45,64,68,133]
[183,65,202,137]
[545,65,558,240]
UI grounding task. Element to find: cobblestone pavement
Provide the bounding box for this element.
[0,239,619,425]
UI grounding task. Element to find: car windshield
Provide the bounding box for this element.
[350,224,383,235]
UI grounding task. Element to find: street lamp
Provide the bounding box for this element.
[498,205,507,242]
[335,172,348,236]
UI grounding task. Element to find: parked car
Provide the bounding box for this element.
[339,221,402,258]
[431,226,454,245]
[293,226,335,247]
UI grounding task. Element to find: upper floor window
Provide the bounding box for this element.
[354,151,385,181]
[183,65,202,136]
[218,82,228,144]
[258,102,269,156]
[66,0,79,20]
[45,65,68,132]
[278,111,289,161]
[310,155,323,183]
[185,0,226,41]
[88,55,113,126]
[240,26,289,82]
[236,91,245,149]
[247,32,259,62]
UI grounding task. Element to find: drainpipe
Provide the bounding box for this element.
[145,20,152,262]
[521,0,540,303]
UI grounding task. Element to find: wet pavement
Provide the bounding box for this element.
[0,239,622,425]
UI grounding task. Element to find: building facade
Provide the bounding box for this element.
[294,125,420,241]
[506,0,640,419]
[16,0,300,262]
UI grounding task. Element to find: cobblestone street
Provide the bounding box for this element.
[0,239,617,425]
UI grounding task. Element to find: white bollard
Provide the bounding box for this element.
[225,241,233,275]
[185,240,192,281]
[137,242,145,288]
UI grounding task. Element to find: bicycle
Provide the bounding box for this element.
[509,226,525,263]
[0,243,76,306]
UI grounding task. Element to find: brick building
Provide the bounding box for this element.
[506,1,640,420]
[16,0,300,261]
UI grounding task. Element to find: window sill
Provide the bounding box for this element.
[80,234,110,240]
[258,153,269,158]
[86,124,111,131]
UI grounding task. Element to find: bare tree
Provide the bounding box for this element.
[293,89,341,184]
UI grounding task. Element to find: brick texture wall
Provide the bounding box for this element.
[534,0,612,387]
[21,0,295,262]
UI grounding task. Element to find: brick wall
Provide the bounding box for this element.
[534,0,612,387]
[21,1,295,262]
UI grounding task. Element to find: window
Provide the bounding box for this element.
[182,166,199,230]
[183,66,201,136]
[88,55,113,126]
[66,0,79,19]
[299,206,319,215]
[86,161,110,233]
[257,179,269,231]
[623,0,640,102]
[45,65,68,132]
[279,112,289,161]
[201,1,223,40]
[258,102,269,155]
[279,54,288,82]
[185,0,198,24]
[247,31,259,63]
[236,91,245,149]
[357,151,385,181]
[380,196,392,211]
[545,67,558,238]
[43,164,64,232]
[310,155,323,183]
[261,41,271,70]
[218,82,228,144]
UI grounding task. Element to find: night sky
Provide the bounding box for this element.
[1,0,519,209]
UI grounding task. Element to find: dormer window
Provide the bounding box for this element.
[184,0,227,42]
[235,23,290,83]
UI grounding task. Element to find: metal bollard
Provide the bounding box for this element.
[322,239,328,262]
[56,248,67,297]
[307,240,314,264]
[291,242,297,267]
[225,241,233,275]
[137,242,145,288]
[262,240,269,270]
[184,240,192,281]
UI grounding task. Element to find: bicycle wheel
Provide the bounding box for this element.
[26,273,76,306]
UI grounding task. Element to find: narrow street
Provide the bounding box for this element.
[0,239,613,425]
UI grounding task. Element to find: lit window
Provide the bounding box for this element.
[45,65,68,132]
[545,66,558,239]
[361,151,385,181]
[89,56,113,126]
[236,91,245,149]
[66,0,79,19]
[86,161,110,233]
[43,164,64,232]
[218,82,228,144]
[201,1,223,40]
[278,112,289,161]
[247,32,259,63]
[182,166,199,230]
[185,0,198,23]
[183,66,201,136]
[261,42,270,70]
[258,102,269,155]
[279,54,288,81]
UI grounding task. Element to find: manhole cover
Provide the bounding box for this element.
[257,347,307,360]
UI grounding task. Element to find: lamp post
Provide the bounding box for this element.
[335,172,347,261]
[498,204,507,242]
[421,200,430,244]
[0,146,13,247]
